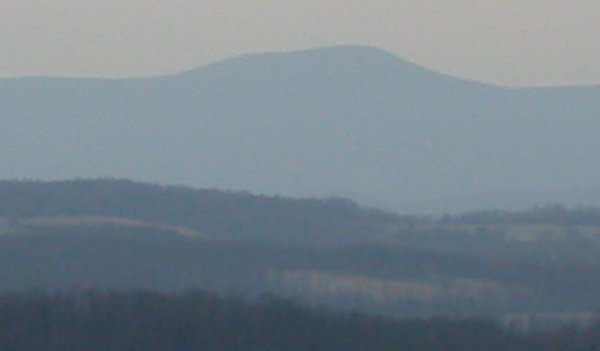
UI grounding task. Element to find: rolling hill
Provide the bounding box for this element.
[2,179,600,322]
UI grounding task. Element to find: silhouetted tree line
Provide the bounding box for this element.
[1,290,598,351]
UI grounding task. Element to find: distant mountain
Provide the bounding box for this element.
[2,45,600,212]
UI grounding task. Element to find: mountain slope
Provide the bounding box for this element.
[2,45,600,212]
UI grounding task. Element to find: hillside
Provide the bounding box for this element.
[0,179,400,245]
[2,46,600,212]
[2,179,600,321]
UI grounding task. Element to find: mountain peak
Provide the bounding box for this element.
[173,45,501,91]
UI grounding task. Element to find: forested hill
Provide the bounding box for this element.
[4,179,600,235]
[4,179,600,320]
[0,179,405,245]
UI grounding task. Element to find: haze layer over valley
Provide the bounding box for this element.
[2,46,599,213]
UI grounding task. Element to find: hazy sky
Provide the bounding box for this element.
[1,1,599,86]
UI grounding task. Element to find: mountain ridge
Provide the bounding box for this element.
[2,45,600,212]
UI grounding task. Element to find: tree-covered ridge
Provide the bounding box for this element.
[4,179,600,232]
[0,179,403,245]
[0,290,596,351]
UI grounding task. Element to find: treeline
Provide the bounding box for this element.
[1,290,597,351]
[441,204,600,225]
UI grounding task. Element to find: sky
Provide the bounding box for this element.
[1,1,599,87]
